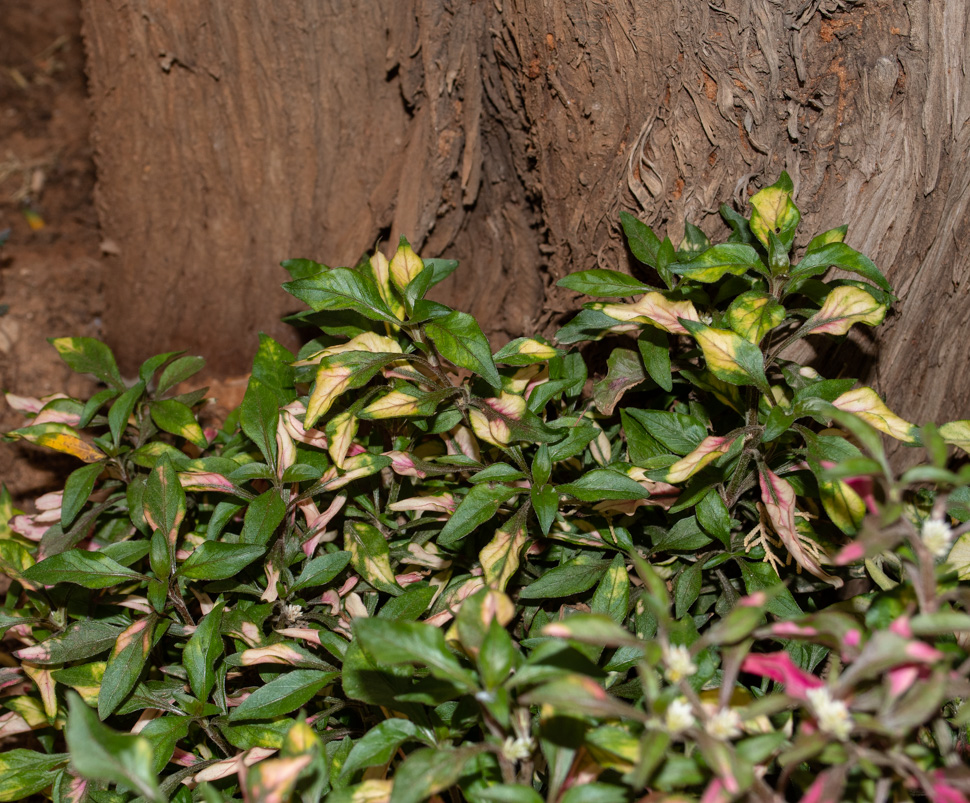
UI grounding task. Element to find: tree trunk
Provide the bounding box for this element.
[82,0,970,432]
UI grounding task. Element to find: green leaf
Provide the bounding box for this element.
[651,516,713,551]
[61,461,103,528]
[178,542,266,580]
[591,554,630,624]
[624,409,706,455]
[558,469,650,502]
[531,484,558,536]
[519,558,611,599]
[138,350,183,384]
[674,562,703,618]
[14,619,122,665]
[425,311,502,389]
[156,355,206,396]
[592,348,646,415]
[388,747,480,803]
[67,693,164,803]
[354,618,477,689]
[338,719,429,782]
[281,257,325,281]
[437,483,519,546]
[669,243,762,283]
[24,549,144,589]
[345,521,402,595]
[230,669,339,721]
[99,617,159,718]
[240,377,280,466]
[144,455,186,544]
[252,334,297,403]
[108,381,146,447]
[560,783,629,803]
[50,337,124,389]
[239,489,287,545]
[284,266,400,323]
[558,268,651,297]
[637,327,672,391]
[0,749,68,802]
[737,560,802,619]
[149,399,207,449]
[378,584,436,621]
[790,242,892,292]
[696,490,731,546]
[619,211,661,267]
[184,600,225,702]
[291,551,352,592]
[138,715,191,774]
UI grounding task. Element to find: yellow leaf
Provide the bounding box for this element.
[663,435,737,483]
[749,173,800,248]
[832,387,917,443]
[598,292,701,334]
[389,237,424,291]
[361,390,424,419]
[806,286,886,336]
[369,250,404,319]
[940,420,970,454]
[305,365,353,426]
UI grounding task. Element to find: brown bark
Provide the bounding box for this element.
[82,0,970,434]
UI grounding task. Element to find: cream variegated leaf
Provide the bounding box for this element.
[596,292,701,334]
[662,435,737,483]
[805,286,886,336]
[832,387,917,443]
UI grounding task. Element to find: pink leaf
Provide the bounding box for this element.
[760,466,842,588]
[741,651,823,700]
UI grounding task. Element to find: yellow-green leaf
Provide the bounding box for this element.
[345,521,402,595]
[725,291,785,344]
[938,420,970,454]
[832,387,917,443]
[819,479,866,535]
[7,423,105,463]
[662,435,737,483]
[326,410,358,468]
[480,523,529,592]
[805,286,886,336]
[360,389,426,419]
[749,172,800,249]
[596,292,700,334]
[681,320,768,392]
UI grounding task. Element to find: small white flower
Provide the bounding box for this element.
[705,707,743,741]
[501,735,534,761]
[280,603,303,625]
[806,687,853,741]
[921,517,954,559]
[664,698,695,734]
[663,644,697,683]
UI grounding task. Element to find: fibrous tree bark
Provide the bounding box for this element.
[82,0,970,432]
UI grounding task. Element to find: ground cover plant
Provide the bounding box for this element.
[3,174,970,802]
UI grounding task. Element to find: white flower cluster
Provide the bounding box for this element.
[921,517,954,559]
[664,698,695,734]
[280,603,303,626]
[663,644,697,683]
[705,707,743,741]
[806,687,853,740]
[501,736,534,761]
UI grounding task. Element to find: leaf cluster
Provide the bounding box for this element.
[2,179,970,803]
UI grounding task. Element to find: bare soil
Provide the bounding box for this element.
[0,0,103,508]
